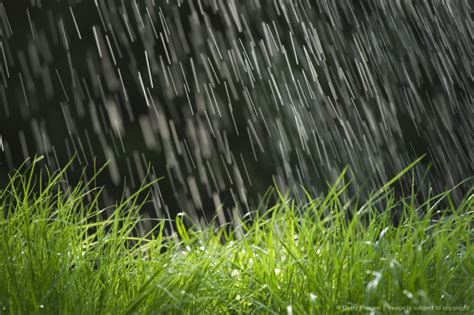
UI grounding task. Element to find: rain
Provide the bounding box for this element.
[0,0,472,229]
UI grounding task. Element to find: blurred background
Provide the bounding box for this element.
[0,0,471,226]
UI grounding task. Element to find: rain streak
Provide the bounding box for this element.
[0,1,472,228]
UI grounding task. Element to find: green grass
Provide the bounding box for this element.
[0,157,473,314]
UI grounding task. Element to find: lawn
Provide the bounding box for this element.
[1,158,473,314]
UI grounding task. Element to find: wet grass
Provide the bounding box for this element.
[0,158,473,314]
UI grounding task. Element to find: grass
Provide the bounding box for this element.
[0,157,473,314]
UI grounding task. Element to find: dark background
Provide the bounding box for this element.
[0,0,472,225]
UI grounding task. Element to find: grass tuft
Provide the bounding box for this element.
[0,159,473,314]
